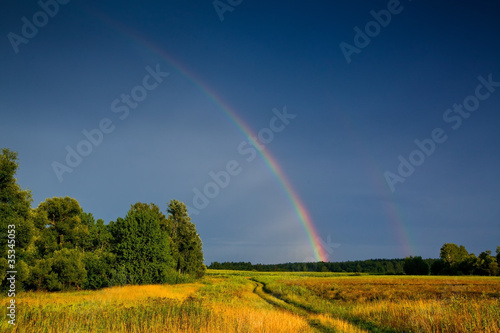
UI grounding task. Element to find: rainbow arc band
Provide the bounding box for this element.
[85,7,328,262]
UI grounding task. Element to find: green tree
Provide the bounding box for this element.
[34,197,84,253]
[440,243,468,266]
[166,200,205,278]
[51,248,87,290]
[385,261,396,274]
[374,262,385,274]
[0,149,35,288]
[430,259,446,275]
[83,250,116,289]
[474,251,498,276]
[403,256,429,275]
[439,243,469,274]
[28,258,53,290]
[496,247,500,269]
[81,213,112,252]
[131,202,168,228]
[456,254,477,275]
[109,204,174,285]
[15,260,30,291]
[393,261,404,274]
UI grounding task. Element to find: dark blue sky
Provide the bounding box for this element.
[1,1,499,264]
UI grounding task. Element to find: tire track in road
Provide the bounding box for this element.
[250,279,369,333]
[252,279,308,316]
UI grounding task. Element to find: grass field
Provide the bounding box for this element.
[1,270,499,332]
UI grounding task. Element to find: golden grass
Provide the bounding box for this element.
[206,303,312,333]
[347,298,500,333]
[265,275,500,333]
[2,273,498,332]
[15,283,202,308]
[0,277,313,333]
[282,275,500,302]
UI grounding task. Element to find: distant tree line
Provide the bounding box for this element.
[209,259,409,274]
[0,149,205,291]
[210,243,499,276]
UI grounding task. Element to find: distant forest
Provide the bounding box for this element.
[0,149,205,292]
[210,242,500,276]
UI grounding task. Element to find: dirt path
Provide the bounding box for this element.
[252,279,308,315]
[250,279,369,333]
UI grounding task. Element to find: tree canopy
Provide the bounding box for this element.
[0,148,205,292]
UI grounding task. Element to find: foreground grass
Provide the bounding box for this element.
[0,275,312,333]
[1,271,499,332]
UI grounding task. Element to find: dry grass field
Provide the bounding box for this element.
[254,273,500,332]
[1,270,499,332]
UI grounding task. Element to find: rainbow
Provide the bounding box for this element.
[86,7,329,262]
[338,114,415,257]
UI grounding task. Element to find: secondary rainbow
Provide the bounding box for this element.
[337,114,416,256]
[89,8,329,262]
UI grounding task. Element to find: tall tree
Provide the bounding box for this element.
[109,204,174,284]
[166,200,205,277]
[0,149,35,286]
